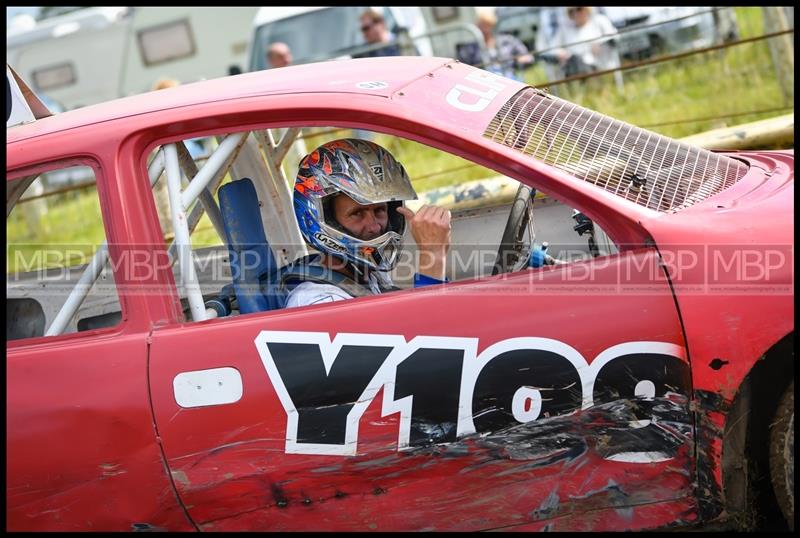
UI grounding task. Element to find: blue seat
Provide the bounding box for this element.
[218,178,284,313]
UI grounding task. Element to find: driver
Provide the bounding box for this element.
[284,138,451,307]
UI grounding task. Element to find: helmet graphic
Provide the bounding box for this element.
[293,138,417,271]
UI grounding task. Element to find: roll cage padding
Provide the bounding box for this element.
[218,177,281,313]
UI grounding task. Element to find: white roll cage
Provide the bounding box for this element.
[45,128,306,335]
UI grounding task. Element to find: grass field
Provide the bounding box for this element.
[394,7,792,192]
[8,184,107,273]
[7,7,793,272]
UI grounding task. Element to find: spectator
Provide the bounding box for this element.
[534,7,570,84]
[458,10,532,81]
[355,8,417,58]
[267,42,293,69]
[354,8,418,139]
[550,6,620,79]
[151,77,179,91]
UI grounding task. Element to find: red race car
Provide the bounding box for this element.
[6,57,793,531]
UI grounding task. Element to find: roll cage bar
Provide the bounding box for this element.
[44,127,305,334]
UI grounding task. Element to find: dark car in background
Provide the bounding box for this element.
[496,6,739,62]
[604,6,737,61]
[495,6,542,52]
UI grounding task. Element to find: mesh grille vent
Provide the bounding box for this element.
[484,88,748,212]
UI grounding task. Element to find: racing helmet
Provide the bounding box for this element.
[293,138,418,271]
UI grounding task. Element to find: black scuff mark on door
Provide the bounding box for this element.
[271,482,289,508]
[451,393,691,478]
[131,522,167,532]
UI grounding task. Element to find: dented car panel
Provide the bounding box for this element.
[6,57,793,531]
[148,249,694,530]
[644,149,795,509]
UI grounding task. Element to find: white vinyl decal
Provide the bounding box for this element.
[445,70,508,112]
[456,337,594,437]
[253,330,689,464]
[254,331,406,456]
[356,81,389,90]
[512,386,543,423]
[173,367,243,408]
[382,336,479,450]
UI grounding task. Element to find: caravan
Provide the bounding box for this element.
[7,7,486,110]
[7,7,259,110]
[118,6,258,95]
[7,7,131,109]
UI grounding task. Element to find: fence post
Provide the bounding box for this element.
[761,6,794,106]
[20,180,49,233]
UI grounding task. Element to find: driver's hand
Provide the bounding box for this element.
[398,205,451,252]
[397,205,451,280]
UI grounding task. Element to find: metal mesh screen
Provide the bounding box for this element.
[484,88,749,213]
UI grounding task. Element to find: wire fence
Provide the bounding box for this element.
[532,27,795,89]
[638,106,793,129]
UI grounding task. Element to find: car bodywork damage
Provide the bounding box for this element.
[172,393,695,531]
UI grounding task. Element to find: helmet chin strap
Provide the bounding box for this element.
[349,260,367,281]
[322,252,371,283]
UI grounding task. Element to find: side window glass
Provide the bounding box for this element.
[142,125,618,324]
[7,164,123,341]
[145,128,314,322]
[369,133,618,282]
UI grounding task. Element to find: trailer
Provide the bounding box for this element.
[7,7,259,110]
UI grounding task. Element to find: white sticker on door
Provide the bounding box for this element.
[173,367,243,408]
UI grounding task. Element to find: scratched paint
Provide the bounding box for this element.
[693,389,730,522]
[166,393,693,530]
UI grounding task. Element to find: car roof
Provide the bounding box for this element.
[7,56,458,143]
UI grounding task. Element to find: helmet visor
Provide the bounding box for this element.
[321,196,406,238]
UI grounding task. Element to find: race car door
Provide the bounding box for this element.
[148,247,694,531]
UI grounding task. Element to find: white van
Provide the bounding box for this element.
[246,6,481,71]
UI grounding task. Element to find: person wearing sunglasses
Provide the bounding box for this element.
[355,8,418,58]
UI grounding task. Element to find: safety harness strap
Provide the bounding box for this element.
[278,255,382,298]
